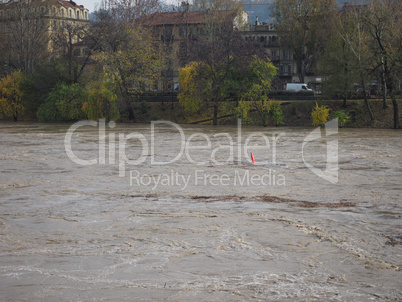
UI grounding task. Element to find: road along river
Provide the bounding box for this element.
[0,121,401,301]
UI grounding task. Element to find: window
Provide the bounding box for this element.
[84,11,87,19]
[61,9,64,17]
[179,42,186,56]
[69,10,72,18]
[271,50,277,60]
[76,10,79,19]
[281,50,290,60]
[280,65,290,75]
[179,26,187,37]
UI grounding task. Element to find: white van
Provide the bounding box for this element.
[286,83,312,92]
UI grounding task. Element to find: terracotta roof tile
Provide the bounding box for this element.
[141,10,237,26]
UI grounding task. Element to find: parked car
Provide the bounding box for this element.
[286,83,312,92]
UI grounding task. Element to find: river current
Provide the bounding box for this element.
[0,121,401,301]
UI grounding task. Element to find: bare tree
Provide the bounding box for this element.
[51,21,94,84]
[336,4,374,121]
[0,0,50,75]
[364,0,401,128]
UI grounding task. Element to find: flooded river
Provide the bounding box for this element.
[0,121,401,301]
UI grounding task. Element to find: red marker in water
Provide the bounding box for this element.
[251,152,256,164]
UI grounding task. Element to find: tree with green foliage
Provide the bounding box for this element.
[36,82,87,122]
[272,0,336,83]
[178,56,276,125]
[270,101,284,126]
[0,71,24,121]
[83,81,119,121]
[234,100,251,122]
[251,99,271,126]
[331,110,351,127]
[20,60,75,116]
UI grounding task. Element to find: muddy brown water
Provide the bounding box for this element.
[0,121,401,301]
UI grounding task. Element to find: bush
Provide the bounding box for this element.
[251,99,270,126]
[0,71,24,121]
[234,100,250,123]
[270,101,284,126]
[311,102,330,127]
[37,82,87,122]
[140,100,150,115]
[331,110,351,127]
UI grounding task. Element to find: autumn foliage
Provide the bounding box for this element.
[0,71,24,121]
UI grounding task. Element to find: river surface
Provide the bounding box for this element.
[0,121,401,301]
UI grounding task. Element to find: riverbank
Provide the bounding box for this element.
[6,99,401,129]
[132,99,402,129]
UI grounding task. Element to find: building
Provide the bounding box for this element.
[141,8,248,92]
[142,8,304,92]
[0,0,90,74]
[0,0,90,37]
[244,19,293,90]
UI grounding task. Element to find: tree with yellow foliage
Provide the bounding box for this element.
[82,81,119,122]
[0,71,24,121]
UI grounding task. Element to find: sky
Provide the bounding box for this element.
[76,0,179,13]
[76,0,100,12]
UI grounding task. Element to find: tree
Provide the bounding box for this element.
[36,82,87,122]
[363,0,401,128]
[0,0,50,75]
[178,56,276,125]
[272,0,336,83]
[82,81,119,121]
[178,6,270,125]
[0,71,24,121]
[91,0,162,120]
[336,4,374,120]
[319,15,360,107]
[51,21,94,84]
